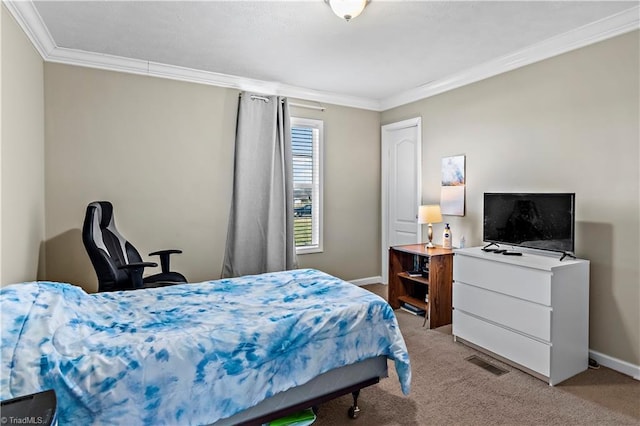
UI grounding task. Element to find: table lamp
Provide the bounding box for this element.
[418,205,443,248]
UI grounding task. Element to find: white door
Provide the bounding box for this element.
[381,118,422,283]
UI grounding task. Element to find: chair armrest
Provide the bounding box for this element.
[117,262,158,289]
[117,262,158,270]
[148,250,182,273]
[149,249,182,256]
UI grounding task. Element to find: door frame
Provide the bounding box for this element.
[381,117,422,284]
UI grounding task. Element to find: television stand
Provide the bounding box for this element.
[559,251,577,261]
[482,242,500,251]
[453,246,589,385]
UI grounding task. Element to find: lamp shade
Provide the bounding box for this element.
[418,205,443,224]
[328,0,368,21]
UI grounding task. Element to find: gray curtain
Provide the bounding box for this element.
[222,93,298,277]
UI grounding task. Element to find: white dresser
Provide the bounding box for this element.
[452,247,589,385]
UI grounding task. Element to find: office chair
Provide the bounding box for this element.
[82,201,187,292]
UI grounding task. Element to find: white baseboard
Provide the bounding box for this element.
[589,349,640,381]
[350,276,383,287]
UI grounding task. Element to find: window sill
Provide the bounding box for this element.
[296,246,323,255]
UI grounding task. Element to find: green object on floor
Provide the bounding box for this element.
[267,408,316,426]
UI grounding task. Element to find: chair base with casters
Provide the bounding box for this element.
[82,201,187,292]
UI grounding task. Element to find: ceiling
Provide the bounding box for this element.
[8,1,640,110]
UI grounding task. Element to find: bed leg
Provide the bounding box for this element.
[347,390,361,419]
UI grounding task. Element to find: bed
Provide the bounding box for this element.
[1,268,411,425]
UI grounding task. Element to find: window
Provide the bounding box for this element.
[291,117,323,254]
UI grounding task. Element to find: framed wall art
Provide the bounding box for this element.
[441,155,465,216]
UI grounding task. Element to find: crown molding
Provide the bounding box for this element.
[43,47,382,110]
[5,1,639,112]
[380,6,640,111]
[3,0,381,110]
[3,0,56,57]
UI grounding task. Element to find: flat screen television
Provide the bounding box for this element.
[483,192,575,254]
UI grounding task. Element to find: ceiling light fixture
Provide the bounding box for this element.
[326,0,369,22]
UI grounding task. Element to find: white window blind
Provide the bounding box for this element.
[291,117,323,254]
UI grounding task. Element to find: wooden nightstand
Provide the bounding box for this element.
[388,244,454,329]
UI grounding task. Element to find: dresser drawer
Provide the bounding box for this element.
[453,310,551,377]
[453,282,551,341]
[454,255,551,305]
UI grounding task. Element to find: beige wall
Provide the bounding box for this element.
[381,31,640,367]
[290,100,381,279]
[44,64,237,292]
[1,5,45,285]
[43,65,381,292]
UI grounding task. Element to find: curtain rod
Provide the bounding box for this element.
[244,94,326,112]
[249,95,270,102]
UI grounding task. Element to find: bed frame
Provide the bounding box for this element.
[212,356,388,425]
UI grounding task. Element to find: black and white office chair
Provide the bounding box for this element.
[82,201,187,292]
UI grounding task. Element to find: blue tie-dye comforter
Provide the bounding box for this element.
[1,268,410,425]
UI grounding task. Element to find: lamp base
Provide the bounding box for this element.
[424,223,435,249]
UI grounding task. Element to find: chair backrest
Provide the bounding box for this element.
[82,201,143,291]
